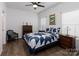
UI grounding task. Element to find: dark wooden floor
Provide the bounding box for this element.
[1,39,79,56]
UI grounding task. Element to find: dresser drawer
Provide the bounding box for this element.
[23,25,32,35]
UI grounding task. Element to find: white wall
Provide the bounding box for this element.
[6,8,38,38]
[40,17,47,30]
[38,2,79,49]
[38,3,62,31]
[62,10,79,36]
[0,2,6,55]
[38,2,79,31]
[2,3,6,45]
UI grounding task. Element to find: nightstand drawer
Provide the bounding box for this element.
[60,44,72,48]
[60,42,72,47]
[59,35,75,49]
[60,38,72,43]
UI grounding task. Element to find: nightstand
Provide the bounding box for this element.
[59,35,75,49]
[38,30,45,32]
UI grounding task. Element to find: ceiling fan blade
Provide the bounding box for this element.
[38,2,41,4]
[37,4,45,7]
[31,2,41,4]
[31,2,36,4]
[25,4,33,6]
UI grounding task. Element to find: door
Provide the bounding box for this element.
[0,2,6,55]
[2,10,6,44]
[0,10,2,54]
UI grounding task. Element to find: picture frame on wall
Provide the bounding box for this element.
[49,14,56,25]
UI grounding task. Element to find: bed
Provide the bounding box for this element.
[23,27,60,53]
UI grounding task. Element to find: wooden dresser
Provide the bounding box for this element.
[59,35,75,49]
[22,25,32,35]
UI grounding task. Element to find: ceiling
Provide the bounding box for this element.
[6,2,60,13]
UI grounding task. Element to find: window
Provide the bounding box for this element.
[62,10,79,37]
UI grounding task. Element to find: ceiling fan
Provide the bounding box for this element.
[25,2,45,10]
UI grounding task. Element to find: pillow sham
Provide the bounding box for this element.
[46,27,60,34]
[52,27,60,34]
[46,28,50,33]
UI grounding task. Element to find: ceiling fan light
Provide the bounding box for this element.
[33,4,38,8]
